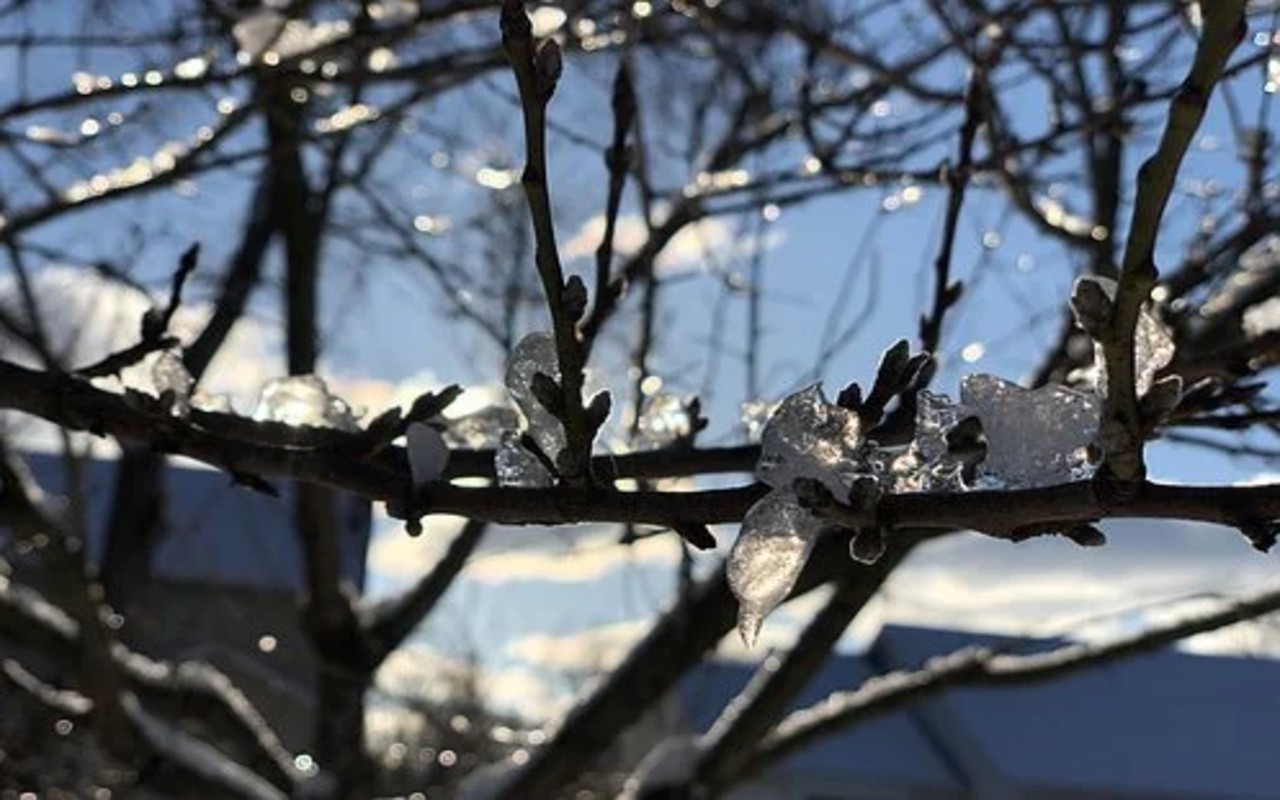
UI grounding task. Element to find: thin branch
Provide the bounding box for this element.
[1100,2,1246,487]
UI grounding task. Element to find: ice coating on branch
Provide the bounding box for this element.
[728,487,826,647]
[505,332,567,467]
[252,375,359,431]
[635,393,692,449]
[1078,276,1175,397]
[890,390,972,492]
[960,374,1100,488]
[756,385,863,497]
[495,432,553,488]
[151,350,194,418]
[407,422,450,488]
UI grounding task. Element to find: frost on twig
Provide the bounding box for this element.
[1073,276,1175,398]
[504,332,568,472]
[151,349,194,418]
[252,375,359,431]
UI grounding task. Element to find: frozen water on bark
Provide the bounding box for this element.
[635,393,692,449]
[252,375,359,431]
[495,432,553,488]
[151,350,194,417]
[505,332,567,466]
[407,422,449,488]
[890,390,972,492]
[756,385,863,496]
[728,487,826,647]
[1079,276,1175,397]
[960,374,1100,488]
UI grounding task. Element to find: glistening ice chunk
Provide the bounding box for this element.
[757,385,862,496]
[890,391,971,492]
[152,350,194,418]
[1080,276,1174,397]
[728,487,825,647]
[495,432,552,488]
[505,332,567,467]
[253,375,359,431]
[407,422,449,488]
[960,374,1099,488]
[635,393,692,449]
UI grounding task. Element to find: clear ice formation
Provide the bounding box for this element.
[727,486,826,648]
[406,422,450,488]
[1078,276,1175,397]
[151,350,194,418]
[889,390,972,492]
[252,375,359,431]
[756,385,863,497]
[505,332,567,468]
[635,393,692,449]
[959,374,1100,488]
[495,431,553,488]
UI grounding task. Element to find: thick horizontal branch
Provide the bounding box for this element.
[3,360,1280,537]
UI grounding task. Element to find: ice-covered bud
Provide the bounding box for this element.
[253,375,359,431]
[757,385,863,497]
[495,431,553,488]
[406,422,449,488]
[505,332,567,465]
[152,349,194,418]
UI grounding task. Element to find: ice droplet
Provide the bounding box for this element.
[407,422,450,488]
[757,385,863,496]
[635,393,692,449]
[1079,276,1174,397]
[960,374,1099,488]
[151,350,194,418]
[252,375,359,431]
[505,333,567,467]
[728,487,825,647]
[495,432,553,488]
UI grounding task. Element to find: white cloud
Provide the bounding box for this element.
[506,618,652,672]
[561,213,782,277]
[465,529,682,584]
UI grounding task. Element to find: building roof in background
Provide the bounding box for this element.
[4,452,369,591]
[873,624,1280,799]
[681,624,1280,799]
[678,655,964,792]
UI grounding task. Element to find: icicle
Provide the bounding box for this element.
[727,487,825,647]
